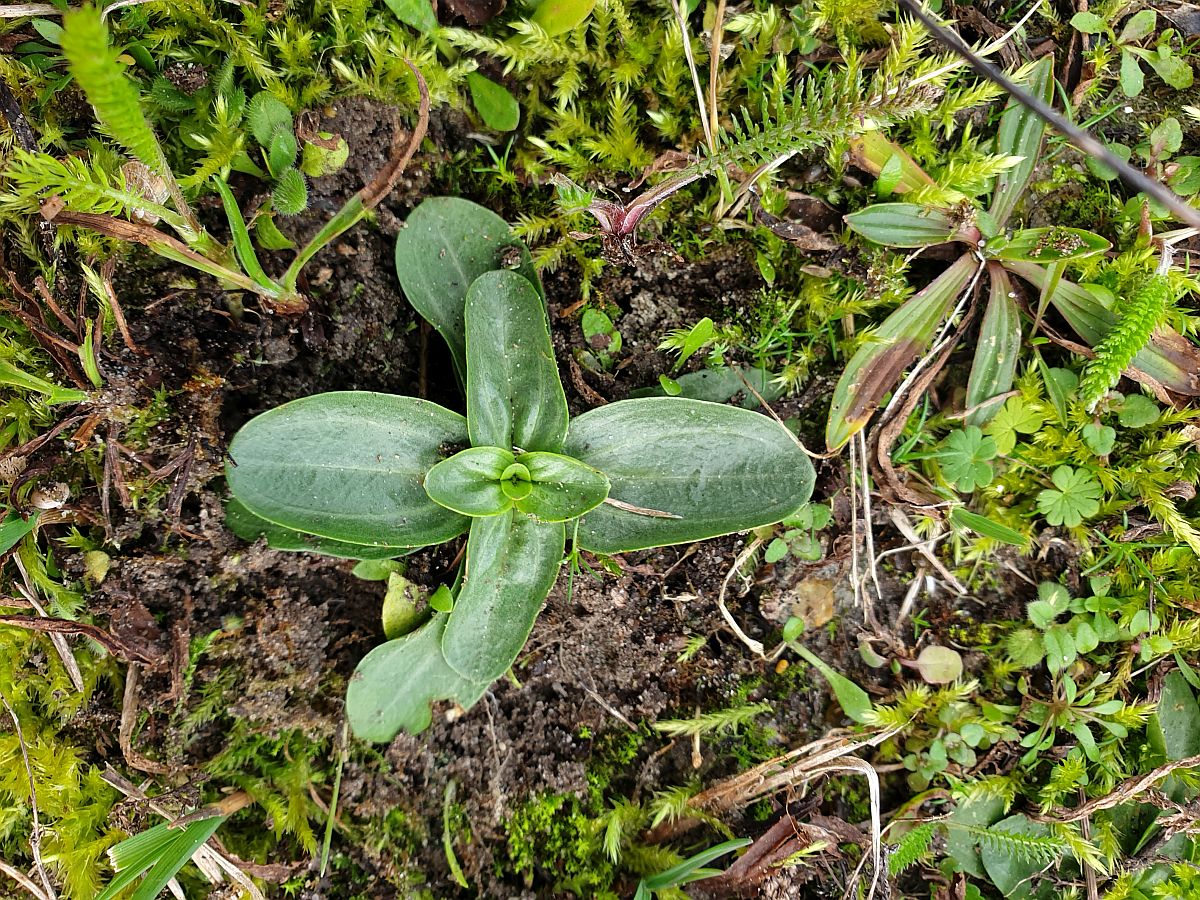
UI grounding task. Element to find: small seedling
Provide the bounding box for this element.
[3,7,421,314]
[1070,9,1193,97]
[762,502,831,563]
[227,198,815,742]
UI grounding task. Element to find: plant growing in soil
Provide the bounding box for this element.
[833,56,1200,452]
[1,6,424,315]
[225,197,816,742]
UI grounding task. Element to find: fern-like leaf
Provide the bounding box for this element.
[1078,273,1171,411]
[0,150,179,228]
[888,822,936,874]
[652,702,771,737]
[60,6,166,175]
[955,822,1068,865]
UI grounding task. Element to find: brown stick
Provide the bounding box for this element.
[0,615,162,666]
[119,664,172,774]
[0,695,56,900]
[870,280,981,507]
[98,259,145,355]
[34,277,79,338]
[0,857,50,900]
[358,61,430,211]
[1038,752,1200,824]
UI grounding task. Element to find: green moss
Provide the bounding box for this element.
[503,792,614,893]
[585,725,648,799]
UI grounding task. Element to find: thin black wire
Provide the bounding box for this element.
[895,0,1200,229]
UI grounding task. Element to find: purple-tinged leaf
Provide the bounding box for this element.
[826,254,979,450]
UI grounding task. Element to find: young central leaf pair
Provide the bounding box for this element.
[420,266,601,686]
[226,197,816,743]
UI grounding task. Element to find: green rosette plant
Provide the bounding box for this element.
[226,198,815,743]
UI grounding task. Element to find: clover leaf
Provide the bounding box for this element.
[1036,465,1102,527]
[938,426,998,492]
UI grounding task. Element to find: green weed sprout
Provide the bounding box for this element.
[2,6,425,315]
[225,198,815,742]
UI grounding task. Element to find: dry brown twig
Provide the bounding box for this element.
[0,615,163,666]
[119,664,172,775]
[716,537,766,657]
[11,557,84,693]
[1,695,57,900]
[1037,752,1200,824]
[707,0,726,149]
[644,723,904,844]
[667,0,714,151]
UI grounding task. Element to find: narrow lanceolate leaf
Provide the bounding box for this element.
[424,446,515,517]
[0,510,38,556]
[226,392,470,548]
[966,264,1021,427]
[225,499,412,559]
[96,817,226,900]
[1003,261,1200,397]
[563,398,815,553]
[395,198,541,383]
[826,254,979,450]
[948,507,1027,547]
[466,269,569,452]
[515,451,610,522]
[61,6,166,175]
[441,510,566,682]
[844,203,962,248]
[990,55,1055,227]
[213,179,276,290]
[986,227,1110,262]
[346,614,491,741]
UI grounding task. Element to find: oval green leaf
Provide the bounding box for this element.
[466,269,569,452]
[531,0,596,35]
[347,614,491,742]
[442,510,566,682]
[515,451,610,522]
[383,0,437,33]
[562,398,815,554]
[844,203,960,248]
[226,392,469,548]
[466,72,520,132]
[987,227,1110,262]
[395,198,541,383]
[225,498,412,559]
[424,446,515,517]
[628,365,785,409]
[826,254,979,450]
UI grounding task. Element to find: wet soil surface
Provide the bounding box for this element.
[29,98,1013,897]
